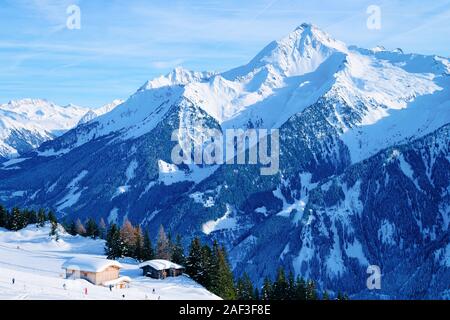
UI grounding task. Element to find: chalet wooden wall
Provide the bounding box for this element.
[65,266,120,285]
[94,266,120,285]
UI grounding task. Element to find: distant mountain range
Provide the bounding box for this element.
[0,99,123,160]
[0,23,448,299]
[0,99,89,159]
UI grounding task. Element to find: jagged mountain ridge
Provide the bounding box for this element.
[0,99,90,159]
[77,99,124,126]
[29,24,450,162]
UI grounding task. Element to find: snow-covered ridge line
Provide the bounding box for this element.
[78,99,124,125]
[0,98,127,159]
[0,99,91,159]
[32,23,450,160]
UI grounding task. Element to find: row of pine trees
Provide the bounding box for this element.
[0,204,347,300]
[0,205,57,231]
[100,220,343,300]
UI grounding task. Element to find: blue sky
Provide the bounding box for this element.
[1,0,449,108]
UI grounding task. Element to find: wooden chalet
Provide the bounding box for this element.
[138,259,185,279]
[62,257,123,286]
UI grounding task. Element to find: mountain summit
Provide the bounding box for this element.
[225,23,347,79]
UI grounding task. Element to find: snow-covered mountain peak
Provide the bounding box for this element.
[4,98,55,110]
[291,22,347,52]
[183,24,349,126]
[30,24,450,163]
[0,99,91,158]
[77,99,124,125]
[67,24,350,136]
[226,23,347,80]
[295,22,313,30]
[1,98,88,116]
[138,67,215,91]
[102,99,124,111]
[277,22,347,55]
[372,45,386,52]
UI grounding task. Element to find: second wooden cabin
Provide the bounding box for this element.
[138,259,185,279]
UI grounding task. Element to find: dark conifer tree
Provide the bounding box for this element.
[186,237,204,284]
[236,272,255,300]
[287,270,296,299]
[142,230,155,261]
[28,210,38,225]
[213,245,236,300]
[205,241,220,289]
[295,276,307,300]
[306,280,318,300]
[201,244,213,288]
[171,234,186,266]
[0,205,7,228]
[272,267,288,300]
[66,220,77,235]
[336,291,349,300]
[261,277,273,300]
[105,224,123,259]
[49,220,59,240]
[47,211,57,224]
[85,218,100,239]
[37,209,46,227]
[10,207,24,231]
[254,287,260,300]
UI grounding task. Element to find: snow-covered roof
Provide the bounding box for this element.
[103,276,131,286]
[62,257,122,273]
[138,259,184,271]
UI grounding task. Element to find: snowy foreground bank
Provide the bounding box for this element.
[0,224,220,300]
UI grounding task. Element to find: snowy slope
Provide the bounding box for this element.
[77,99,124,125]
[336,48,450,162]
[0,224,219,300]
[0,99,90,159]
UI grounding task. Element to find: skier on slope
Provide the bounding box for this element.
[12,278,15,285]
